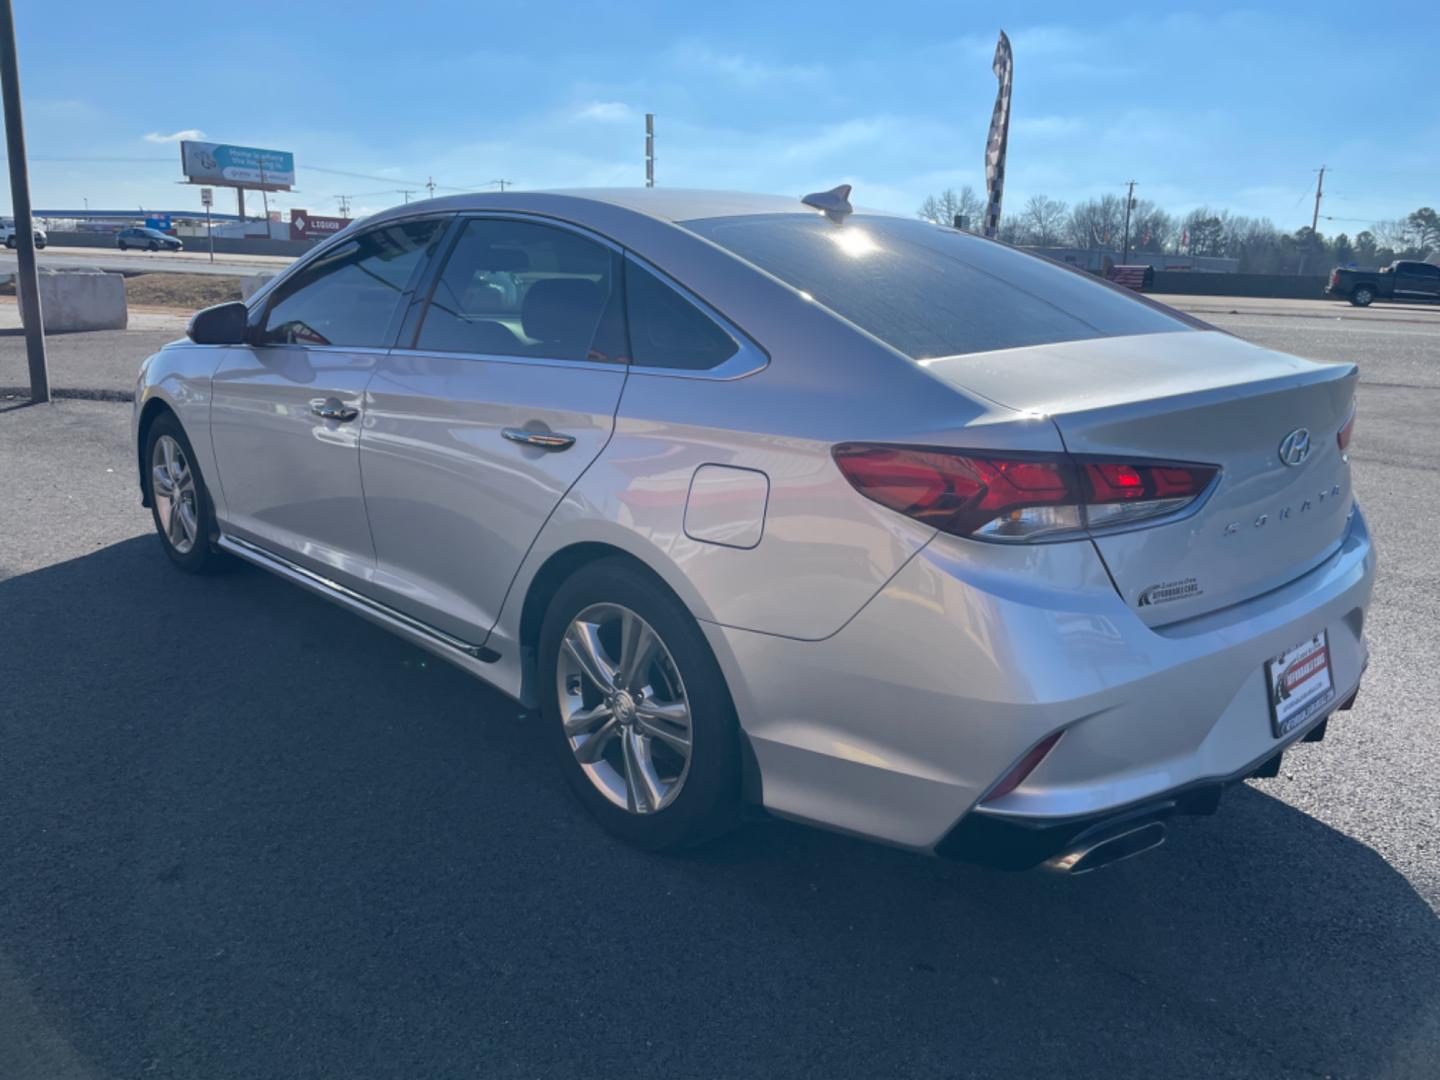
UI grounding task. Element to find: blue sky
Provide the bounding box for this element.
[12,0,1439,231]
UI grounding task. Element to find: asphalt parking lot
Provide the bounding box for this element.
[1,298,1437,1078]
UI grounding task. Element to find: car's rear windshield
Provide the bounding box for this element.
[680,213,1190,360]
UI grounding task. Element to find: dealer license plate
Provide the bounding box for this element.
[1265,632,1336,738]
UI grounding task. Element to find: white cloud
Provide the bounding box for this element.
[143,129,204,143]
[575,101,635,123]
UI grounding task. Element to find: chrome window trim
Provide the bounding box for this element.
[622,253,770,381]
[385,346,628,376]
[263,344,393,357]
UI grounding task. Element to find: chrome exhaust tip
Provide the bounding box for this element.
[1044,820,1168,875]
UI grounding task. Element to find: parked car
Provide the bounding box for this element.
[132,188,1373,873]
[0,217,46,249]
[118,227,183,252]
[1327,260,1440,306]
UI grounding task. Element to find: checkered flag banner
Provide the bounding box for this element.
[983,30,1013,240]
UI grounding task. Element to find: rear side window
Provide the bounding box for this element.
[681,213,1190,360]
[415,217,625,363]
[625,260,739,371]
[259,219,443,347]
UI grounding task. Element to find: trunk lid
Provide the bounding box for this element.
[924,330,1358,625]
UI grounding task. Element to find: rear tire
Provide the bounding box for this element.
[538,558,741,850]
[1350,286,1374,307]
[144,410,230,574]
[148,241,159,252]
[4,236,14,249]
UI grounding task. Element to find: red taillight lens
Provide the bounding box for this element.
[833,444,1217,542]
[983,730,1064,803]
[1337,406,1356,452]
[1081,460,1217,529]
[832,444,1084,541]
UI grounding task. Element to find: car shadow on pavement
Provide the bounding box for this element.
[1,536,1436,1080]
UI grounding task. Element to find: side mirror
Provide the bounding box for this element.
[187,301,250,345]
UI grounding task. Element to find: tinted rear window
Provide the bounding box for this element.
[681,213,1189,360]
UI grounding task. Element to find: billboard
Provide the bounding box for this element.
[180,141,294,191]
[289,209,351,241]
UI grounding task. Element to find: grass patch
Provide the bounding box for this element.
[0,271,245,310]
[122,273,245,309]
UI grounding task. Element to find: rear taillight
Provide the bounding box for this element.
[1080,460,1217,529]
[1337,406,1356,453]
[833,444,1217,543]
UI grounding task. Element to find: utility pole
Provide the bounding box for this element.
[425,176,436,199]
[201,185,214,264]
[645,113,655,187]
[398,188,416,204]
[0,0,48,402]
[1299,165,1326,275]
[490,179,511,192]
[1121,180,1137,265]
[336,195,351,216]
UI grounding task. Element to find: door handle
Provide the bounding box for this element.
[502,427,576,451]
[310,398,359,423]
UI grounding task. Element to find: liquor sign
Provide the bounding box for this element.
[181,141,295,191]
[289,209,351,242]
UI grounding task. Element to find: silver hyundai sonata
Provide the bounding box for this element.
[133,187,1374,872]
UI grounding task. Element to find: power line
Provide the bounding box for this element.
[32,155,171,163]
[302,163,428,186]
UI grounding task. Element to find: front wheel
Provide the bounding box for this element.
[144,411,229,574]
[148,241,159,252]
[538,559,741,850]
[1350,286,1375,307]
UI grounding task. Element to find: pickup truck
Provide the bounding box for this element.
[1327,260,1440,306]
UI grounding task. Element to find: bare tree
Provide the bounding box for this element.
[1066,195,1126,249]
[1020,195,1068,247]
[918,186,984,230]
[1371,217,1417,254]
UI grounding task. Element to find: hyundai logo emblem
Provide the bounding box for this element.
[1278,428,1311,467]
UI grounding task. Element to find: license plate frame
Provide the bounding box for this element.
[1265,631,1336,739]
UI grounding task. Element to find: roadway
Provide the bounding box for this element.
[0,244,292,277]
[0,304,1436,1078]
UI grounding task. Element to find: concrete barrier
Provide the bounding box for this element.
[18,267,127,332]
[240,273,274,300]
[1148,271,1330,299]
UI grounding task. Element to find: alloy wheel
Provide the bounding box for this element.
[557,603,693,814]
[151,434,199,554]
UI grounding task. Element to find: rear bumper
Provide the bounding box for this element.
[705,505,1375,854]
[939,681,1360,870]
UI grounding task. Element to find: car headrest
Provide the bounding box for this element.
[521,278,605,354]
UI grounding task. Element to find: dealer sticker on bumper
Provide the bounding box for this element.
[1265,632,1335,738]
